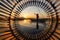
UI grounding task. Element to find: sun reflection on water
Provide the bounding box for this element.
[18,19,32,27]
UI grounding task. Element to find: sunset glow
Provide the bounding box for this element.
[19,6,49,19]
[23,16,27,18]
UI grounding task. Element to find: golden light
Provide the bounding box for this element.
[24,20,27,23]
[23,20,31,23]
[23,15,27,18]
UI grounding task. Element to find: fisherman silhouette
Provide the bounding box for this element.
[36,14,39,30]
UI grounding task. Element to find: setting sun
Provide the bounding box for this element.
[24,16,27,18]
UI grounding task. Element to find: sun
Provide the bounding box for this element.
[23,15,27,18]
